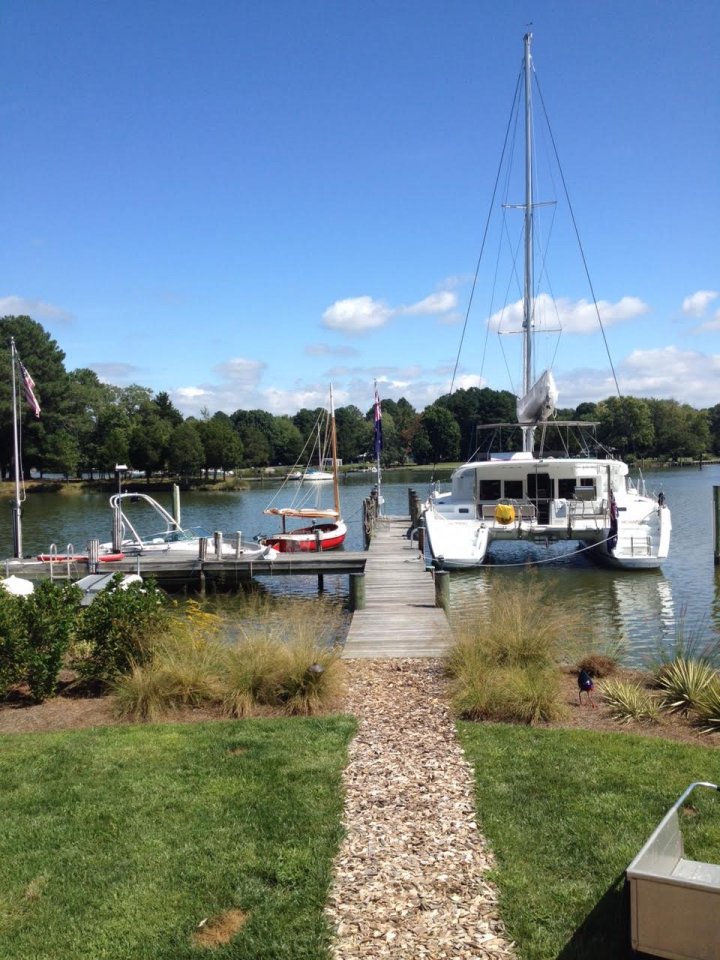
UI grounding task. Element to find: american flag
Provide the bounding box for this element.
[373,388,382,457]
[19,360,41,418]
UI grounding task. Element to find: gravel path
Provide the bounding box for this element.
[326,659,516,959]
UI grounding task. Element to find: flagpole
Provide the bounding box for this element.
[10,338,23,558]
[374,380,383,516]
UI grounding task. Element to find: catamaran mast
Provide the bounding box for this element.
[10,338,23,557]
[522,31,535,453]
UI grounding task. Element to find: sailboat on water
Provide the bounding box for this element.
[258,387,347,552]
[422,33,671,571]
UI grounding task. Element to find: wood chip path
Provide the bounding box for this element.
[326,659,516,959]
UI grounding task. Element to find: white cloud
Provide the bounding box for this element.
[322,296,393,333]
[0,295,73,324]
[304,342,360,357]
[682,289,718,317]
[321,288,458,334]
[696,315,720,333]
[213,357,266,386]
[401,291,457,315]
[488,294,649,334]
[90,362,139,382]
[557,346,720,408]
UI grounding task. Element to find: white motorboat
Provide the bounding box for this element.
[100,492,277,560]
[422,34,671,571]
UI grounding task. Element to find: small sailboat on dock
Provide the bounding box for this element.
[259,388,347,552]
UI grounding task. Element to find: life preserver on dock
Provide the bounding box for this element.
[494,503,516,525]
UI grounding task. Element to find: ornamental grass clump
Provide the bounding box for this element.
[694,682,720,734]
[447,573,578,724]
[599,678,660,724]
[221,635,287,717]
[654,656,718,715]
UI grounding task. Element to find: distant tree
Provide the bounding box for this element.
[336,405,373,463]
[596,396,654,457]
[168,421,205,478]
[96,426,131,475]
[413,404,461,463]
[647,398,710,460]
[0,316,70,479]
[709,404,720,456]
[198,413,243,478]
[43,431,81,479]
[153,391,183,427]
[129,411,173,479]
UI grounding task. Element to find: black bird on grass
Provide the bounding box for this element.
[578,668,596,708]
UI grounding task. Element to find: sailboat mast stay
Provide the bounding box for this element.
[522,31,535,453]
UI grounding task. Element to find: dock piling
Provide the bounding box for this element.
[434,569,450,610]
[349,572,366,611]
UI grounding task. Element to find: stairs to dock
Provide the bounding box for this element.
[343,516,454,659]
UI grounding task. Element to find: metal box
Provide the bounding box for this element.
[627,782,720,960]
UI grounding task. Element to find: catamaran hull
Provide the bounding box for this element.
[262,521,347,553]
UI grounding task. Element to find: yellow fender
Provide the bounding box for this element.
[494,503,516,525]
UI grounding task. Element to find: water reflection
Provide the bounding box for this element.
[2,465,720,664]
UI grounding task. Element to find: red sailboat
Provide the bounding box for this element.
[259,388,346,553]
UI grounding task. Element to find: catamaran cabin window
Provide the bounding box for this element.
[504,480,523,499]
[558,478,576,499]
[478,479,502,500]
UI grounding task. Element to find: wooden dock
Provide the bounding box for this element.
[343,516,453,659]
[2,551,368,591]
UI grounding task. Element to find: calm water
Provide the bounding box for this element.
[3,466,719,664]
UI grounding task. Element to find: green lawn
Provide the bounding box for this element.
[458,723,720,960]
[0,718,355,960]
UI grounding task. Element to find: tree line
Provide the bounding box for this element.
[1,315,718,481]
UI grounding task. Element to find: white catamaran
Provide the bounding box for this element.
[422,34,671,571]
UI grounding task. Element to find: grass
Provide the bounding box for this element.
[458,722,720,960]
[447,573,585,723]
[114,595,344,720]
[0,717,355,960]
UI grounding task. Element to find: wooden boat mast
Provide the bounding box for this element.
[329,384,340,517]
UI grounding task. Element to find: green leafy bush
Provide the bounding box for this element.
[74,576,168,685]
[0,588,26,696]
[20,581,81,702]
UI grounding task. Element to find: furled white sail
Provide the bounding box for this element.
[516,369,558,424]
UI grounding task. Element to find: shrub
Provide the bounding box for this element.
[0,589,26,697]
[577,653,619,679]
[20,581,81,702]
[654,656,718,715]
[599,678,660,724]
[74,576,168,686]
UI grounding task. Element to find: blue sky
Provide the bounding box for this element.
[1,0,718,417]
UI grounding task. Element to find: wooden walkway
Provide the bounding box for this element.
[343,516,453,659]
